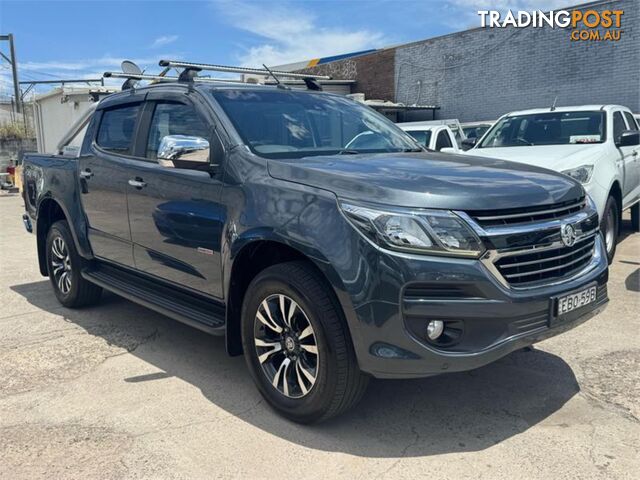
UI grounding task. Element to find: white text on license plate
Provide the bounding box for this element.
[557,286,597,315]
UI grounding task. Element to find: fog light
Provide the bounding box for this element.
[427,320,444,340]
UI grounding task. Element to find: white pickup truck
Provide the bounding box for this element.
[465,105,640,262]
[397,122,461,153]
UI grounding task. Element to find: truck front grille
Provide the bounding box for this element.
[468,197,586,227]
[494,234,596,286]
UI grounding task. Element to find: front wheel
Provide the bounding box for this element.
[600,195,619,264]
[241,261,369,423]
[46,220,102,307]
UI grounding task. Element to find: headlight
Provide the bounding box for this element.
[340,202,485,258]
[562,165,594,184]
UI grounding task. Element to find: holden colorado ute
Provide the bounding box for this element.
[21,79,609,422]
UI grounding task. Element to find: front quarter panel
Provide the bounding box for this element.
[221,150,380,363]
[591,144,623,218]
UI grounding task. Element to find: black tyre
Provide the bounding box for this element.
[631,202,640,232]
[241,261,369,423]
[46,220,102,308]
[600,195,619,264]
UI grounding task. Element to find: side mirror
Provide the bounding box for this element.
[158,135,210,169]
[461,138,477,150]
[616,130,640,148]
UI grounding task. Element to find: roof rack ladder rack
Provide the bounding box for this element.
[158,60,331,80]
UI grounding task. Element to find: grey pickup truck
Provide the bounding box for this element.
[21,74,608,422]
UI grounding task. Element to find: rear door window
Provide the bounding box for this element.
[435,130,453,150]
[96,104,140,154]
[623,111,639,131]
[613,111,626,140]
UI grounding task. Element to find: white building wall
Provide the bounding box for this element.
[34,88,116,153]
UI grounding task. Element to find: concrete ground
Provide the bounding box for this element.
[0,193,638,480]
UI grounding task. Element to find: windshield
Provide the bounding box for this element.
[210,89,421,158]
[478,111,606,148]
[405,130,433,147]
[462,125,489,139]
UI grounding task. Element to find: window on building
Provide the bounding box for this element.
[61,122,89,157]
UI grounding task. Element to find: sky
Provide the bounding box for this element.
[0,0,589,97]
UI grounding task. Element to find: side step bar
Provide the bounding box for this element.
[82,263,225,335]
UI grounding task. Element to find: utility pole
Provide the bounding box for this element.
[0,34,21,113]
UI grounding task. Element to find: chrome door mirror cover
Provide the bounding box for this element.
[157,135,210,167]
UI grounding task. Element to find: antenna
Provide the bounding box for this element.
[150,66,171,84]
[551,96,558,111]
[262,63,289,89]
[159,60,331,80]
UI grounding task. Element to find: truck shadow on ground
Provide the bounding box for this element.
[12,280,581,458]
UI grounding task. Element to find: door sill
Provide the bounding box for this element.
[82,262,225,335]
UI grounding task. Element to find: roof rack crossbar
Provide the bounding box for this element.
[103,72,246,84]
[159,60,332,80]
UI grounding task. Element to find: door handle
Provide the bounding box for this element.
[80,169,93,179]
[128,178,147,189]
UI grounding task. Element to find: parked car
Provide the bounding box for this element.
[22,81,609,423]
[461,121,494,146]
[397,123,460,153]
[465,105,640,262]
[399,119,466,147]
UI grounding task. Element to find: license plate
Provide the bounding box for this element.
[556,285,597,316]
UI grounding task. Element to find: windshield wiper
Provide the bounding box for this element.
[400,148,424,152]
[338,149,360,155]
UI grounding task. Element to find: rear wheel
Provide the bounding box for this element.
[46,220,102,307]
[631,202,640,232]
[600,196,619,264]
[241,261,369,423]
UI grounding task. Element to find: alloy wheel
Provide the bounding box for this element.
[51,236,72,295]
[604,207,616,254]
[253,294,318,398]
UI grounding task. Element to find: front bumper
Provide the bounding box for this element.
[349,234,609,379]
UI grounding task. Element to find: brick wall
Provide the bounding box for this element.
[297,0,638,123]
[395,0,639,121]
[296,48,397,101]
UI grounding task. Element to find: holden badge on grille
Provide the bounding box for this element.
[561,223,577,247]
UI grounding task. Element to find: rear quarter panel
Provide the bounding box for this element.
[22,154,93,259]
